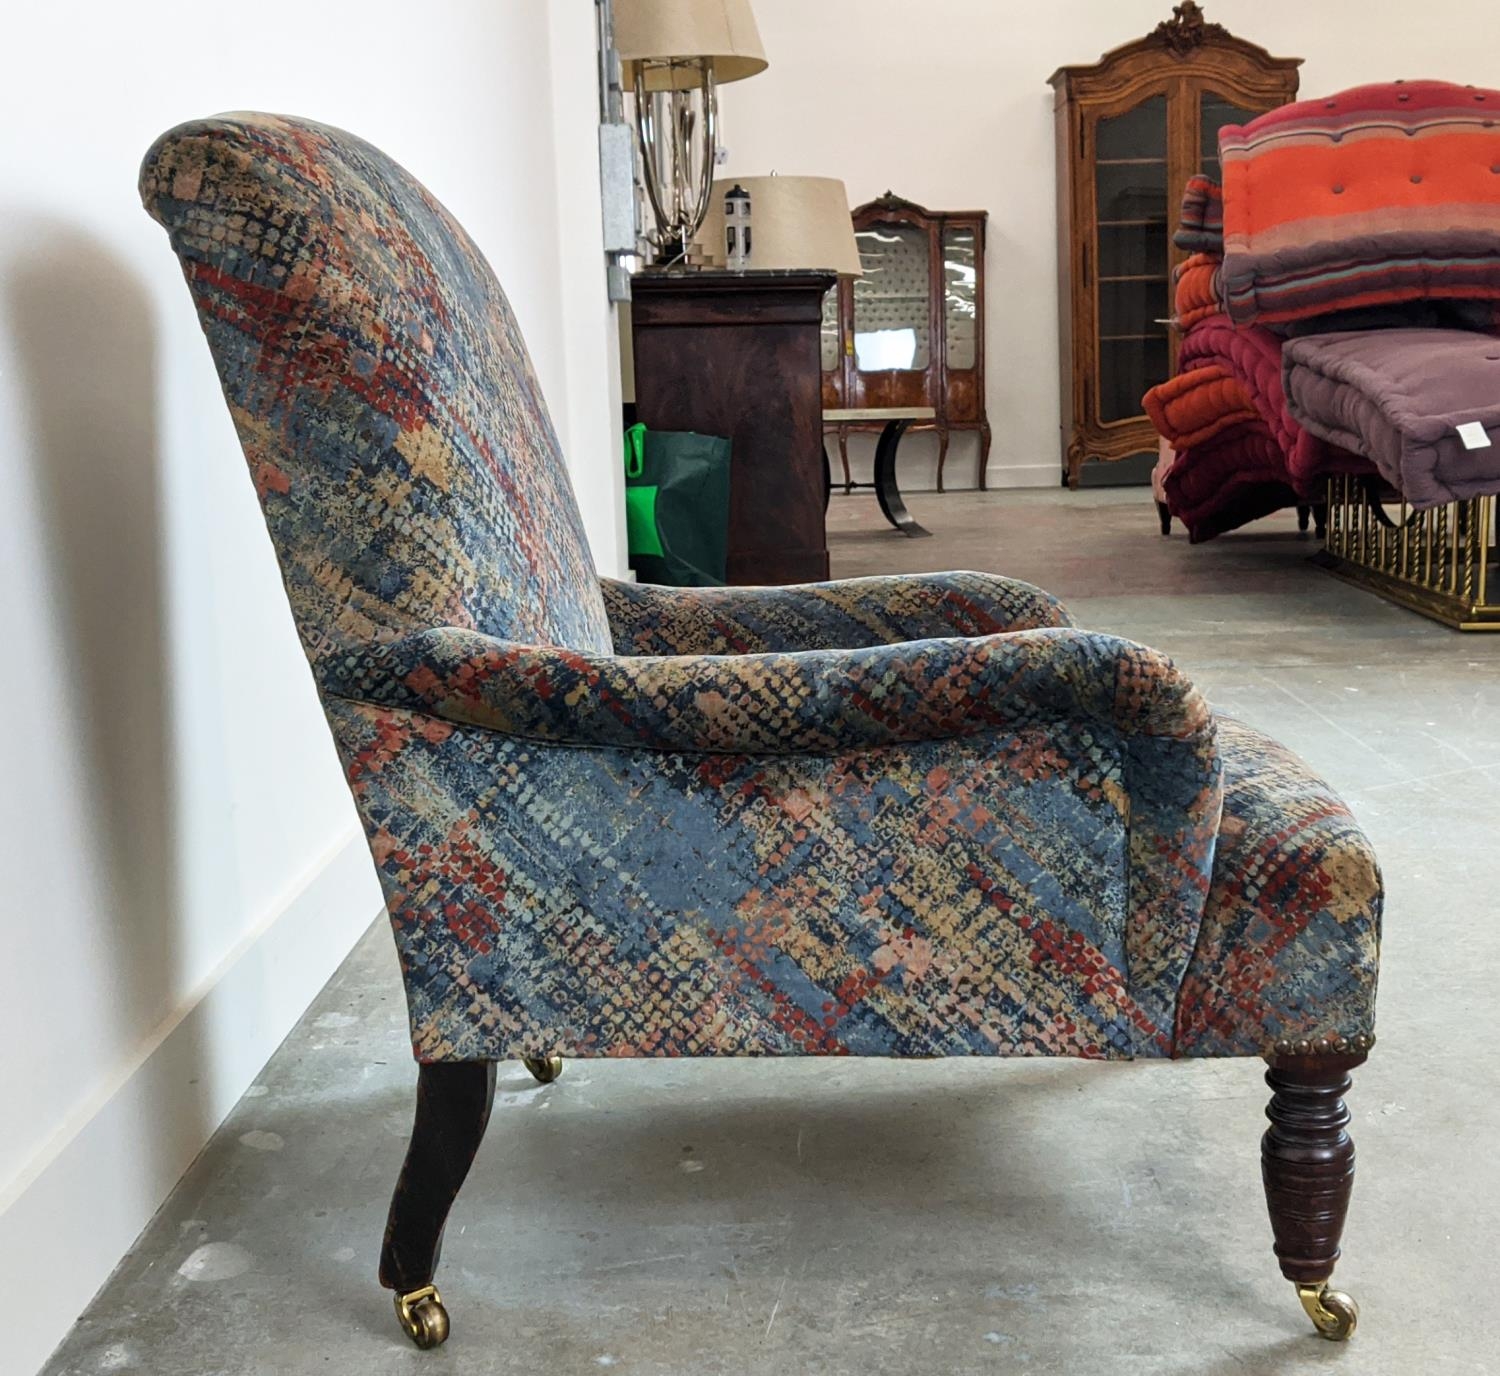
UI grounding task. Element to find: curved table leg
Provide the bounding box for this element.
[873,419,931,538]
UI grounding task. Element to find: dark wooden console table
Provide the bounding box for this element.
[631,269,836,585]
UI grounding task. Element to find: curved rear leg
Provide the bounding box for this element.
[380,1062,496,1348]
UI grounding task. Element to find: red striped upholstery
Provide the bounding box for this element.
[1220,81,1500,324]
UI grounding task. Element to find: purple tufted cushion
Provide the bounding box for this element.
[1284,327,1500,507]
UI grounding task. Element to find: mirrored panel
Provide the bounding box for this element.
[820,286,841,372]
[853,224,931,371]
[942,226,978,371]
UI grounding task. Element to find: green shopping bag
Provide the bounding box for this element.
[623,422,732,586]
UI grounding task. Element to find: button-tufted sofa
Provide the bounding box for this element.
[1220,79,1500,325]
[140,113,1382,1351]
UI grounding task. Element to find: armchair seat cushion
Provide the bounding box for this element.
[601,572,1072,655]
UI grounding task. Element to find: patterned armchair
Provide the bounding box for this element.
[141,115,1381,1350]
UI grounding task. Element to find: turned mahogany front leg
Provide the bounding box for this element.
[380,1062,496,1347]
[1261,1049,1368,1340]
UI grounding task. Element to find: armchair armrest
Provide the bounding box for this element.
[323,626,1222,1057]
[600,571,1072,656]
[320,624,1208,759]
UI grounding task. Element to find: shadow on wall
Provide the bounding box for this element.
[3,223,212,1145]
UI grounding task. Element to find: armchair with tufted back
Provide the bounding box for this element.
[141,114,1381,1351]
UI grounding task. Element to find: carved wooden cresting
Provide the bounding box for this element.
[1152,2,1229,55]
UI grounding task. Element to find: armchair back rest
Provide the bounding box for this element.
[140,114,612,667]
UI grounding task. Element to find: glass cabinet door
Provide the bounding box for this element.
[1200,92,1260,178]
[820,285,842,373]
[852,224,931,372]
[942,226,978,370]
[1093,93,1169,424]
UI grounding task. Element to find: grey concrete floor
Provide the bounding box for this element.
[45,489,1500,1376]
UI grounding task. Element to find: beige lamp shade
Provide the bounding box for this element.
[615,0,768,90]
[696,176,863,276]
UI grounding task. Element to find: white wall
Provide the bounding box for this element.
[720,0,1500,491]
[0,4,623,1371]
[551,0,630,568]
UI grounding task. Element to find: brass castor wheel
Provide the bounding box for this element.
[1297,1282,1359,1341]
[395,1284,450,1349]
[523,1054,563,1085]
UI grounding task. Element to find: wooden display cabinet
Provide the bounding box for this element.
[821,194,990,491]
[1050,2,1300,487]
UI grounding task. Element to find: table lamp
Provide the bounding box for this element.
[614,0,768,264]
[694,175,863,276]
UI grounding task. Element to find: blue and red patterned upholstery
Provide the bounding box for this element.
[599,572,1075,654]
[140,114,611,664]
[141,114,1381,1064]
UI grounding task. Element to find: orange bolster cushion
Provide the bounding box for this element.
[1143,364,1259,451]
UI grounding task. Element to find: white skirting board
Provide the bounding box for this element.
[989,462,1064,489]
[3,831,383,1376]
[833,463,1063,492]
[831,431,1061,493]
